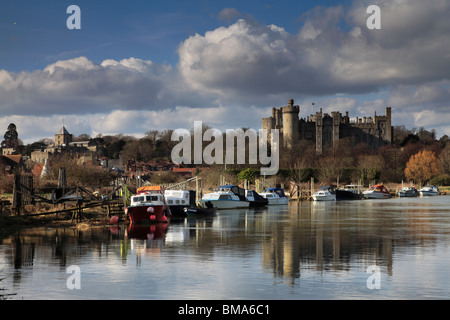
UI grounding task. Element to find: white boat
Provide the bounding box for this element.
[312,186,336,201]
[419,186,440,197]
[259,188,289,205]
[199,185,249,209]
[398,186,419,197]
[164,189,194,215]
[363,184,391,199]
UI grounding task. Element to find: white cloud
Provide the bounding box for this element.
[1,0,449,143]
[178,0,450,98]
[0,56,176,117]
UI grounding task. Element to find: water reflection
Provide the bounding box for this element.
[1,196,450,299]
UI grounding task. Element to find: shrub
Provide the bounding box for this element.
[429,174,450,186]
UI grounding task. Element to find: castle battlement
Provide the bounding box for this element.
[262,99,393,154]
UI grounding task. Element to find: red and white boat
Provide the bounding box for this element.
[363,184,391,199]
[126,186,171,224]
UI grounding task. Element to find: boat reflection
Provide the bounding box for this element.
[126,222,168,240]
[2,196,450,299]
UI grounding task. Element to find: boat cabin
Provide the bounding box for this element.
[263,188,287,198]
[164,190,191,206]
[130,193,165,206]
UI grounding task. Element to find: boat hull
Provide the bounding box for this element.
[398,191,418,197]
[312,194,336,201]
[420,191,439,196]
[248,200,269,207]
[184,206,217,217]
[199,199,249,209]
[363,192,391,199]
[266,197,289,205]
[335,190,363,200]
[127,205,169,224]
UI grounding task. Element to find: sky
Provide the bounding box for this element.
[1,0,449,144]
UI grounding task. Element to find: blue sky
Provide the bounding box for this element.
[1,0,449,143]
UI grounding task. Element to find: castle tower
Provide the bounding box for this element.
[385,107,392,144]
[315,108,323,154]
[331,111,341,147]
[282,99,300,149]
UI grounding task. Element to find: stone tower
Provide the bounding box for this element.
[281,99,300,149]
[385,107,392,144]
[55,126,73,146]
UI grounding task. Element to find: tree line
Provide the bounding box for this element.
[13,124,450,187]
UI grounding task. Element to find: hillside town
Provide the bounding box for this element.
[1,100,450,196]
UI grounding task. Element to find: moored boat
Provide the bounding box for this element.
[183,205,217,217]
[164,189,195,216]
[398,186,419,197]
[419,186,440,196]
[126,186,171,224]
[199,185,249,209]
[245,189,269,207]
[312,186,336,201]
[259,187,289,205]
[335,184,363,200]
[363,184,391,199]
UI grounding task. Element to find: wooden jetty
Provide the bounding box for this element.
[7,171,129,223]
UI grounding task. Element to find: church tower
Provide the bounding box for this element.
[55,126,73,146]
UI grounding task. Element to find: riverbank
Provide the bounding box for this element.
[0,208,120,235]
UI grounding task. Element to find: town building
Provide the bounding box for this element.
[262,99,393,153]
[30,126,100,164]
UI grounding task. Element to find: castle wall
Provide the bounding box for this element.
[263,100,393,153]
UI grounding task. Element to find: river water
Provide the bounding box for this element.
[1,195,450,300]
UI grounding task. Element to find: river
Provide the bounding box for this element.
[1,195,450,300]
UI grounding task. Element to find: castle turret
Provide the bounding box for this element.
[385,107,392,144]
[282,99,300,149]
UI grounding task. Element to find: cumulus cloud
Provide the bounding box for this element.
[1,0,449,142]
[0,56,176,116]
[178,0,450,98]
[217,8,242,24]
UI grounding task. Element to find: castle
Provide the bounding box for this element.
[262,99,393,154]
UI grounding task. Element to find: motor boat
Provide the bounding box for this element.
[363,184,391,199]
[245,189,268,207]
[398,186,419,197]
[183,203,217,217]
[164,189,195,216]
[259,187,289,205]
[126,186,170,224]
[335,184,363,200]
[419,186,440,196]
[199,185,249,209]
[312,186,336,201]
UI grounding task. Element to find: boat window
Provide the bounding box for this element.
[168,200,173,204]
[219,194,231,200]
